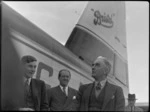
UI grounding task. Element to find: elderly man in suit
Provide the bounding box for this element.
[76,56,125,111]
[125,94,143,112]
[19,55,49,111]
[47,69,77,111]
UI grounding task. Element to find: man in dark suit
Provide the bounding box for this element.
[19,55,49,111]
[47,69,77,111]
[76,56,125,111]
[125,94,143,112]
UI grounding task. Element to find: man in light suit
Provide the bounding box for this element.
[19,55,49,111]
[76,56,125,111]
[47,69,77,111]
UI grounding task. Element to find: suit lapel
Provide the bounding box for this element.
[102,81,116,110]
[56,86,68,103]
[63,87,73,108]
[57,86,68,97]
[30,79,39,110]
[56,85,62,94]
[83,83,94,110]
[56,86,65,99]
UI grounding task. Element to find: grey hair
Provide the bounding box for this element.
[96,56,111,74]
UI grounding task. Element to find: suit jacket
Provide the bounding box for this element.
[125,105,143,112]
[47,85,77,111]
[76,81,125,111]
[27,79,49,111]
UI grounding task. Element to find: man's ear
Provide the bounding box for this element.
[105,66,110,74]
[103,67,108,75]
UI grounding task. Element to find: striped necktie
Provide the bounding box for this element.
[95,82,101,98]
[95,82,101,90]
[63,87,67,97]
[24,79,30,93]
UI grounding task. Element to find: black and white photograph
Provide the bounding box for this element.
[1,1,149,111]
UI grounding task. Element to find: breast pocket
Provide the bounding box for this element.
[107,95,115,109]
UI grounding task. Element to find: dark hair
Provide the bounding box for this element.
[58,69,71,78]
[21,55,37,64]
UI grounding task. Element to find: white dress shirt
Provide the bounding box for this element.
[95,79,107,90]
[95,79,107,97]
[23,77,31,86]
[59,85,68,96]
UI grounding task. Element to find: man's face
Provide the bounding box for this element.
[59,70,71,87]
[128,99,136,106]
[24,61,37,79]
[92,58,106,80]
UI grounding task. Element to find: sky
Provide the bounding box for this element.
[125,2,149,103]
[3,1,149,103]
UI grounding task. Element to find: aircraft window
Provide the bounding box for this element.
[36,62,53,79]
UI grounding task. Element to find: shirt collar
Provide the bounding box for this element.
[59,85,68,95]
[95,79,107,88]
[23,77,31,85]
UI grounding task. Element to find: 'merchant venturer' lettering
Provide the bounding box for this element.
[91,9,115,28]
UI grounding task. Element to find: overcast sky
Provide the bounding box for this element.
[4,1,149,103]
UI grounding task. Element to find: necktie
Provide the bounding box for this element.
[95,82,101,90]
[24,79,29,93]
[95,82,101,98]
[24,79,30,107]
[63,87,67,96]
